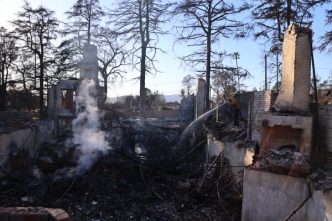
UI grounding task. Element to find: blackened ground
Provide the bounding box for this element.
[0,147,242,221]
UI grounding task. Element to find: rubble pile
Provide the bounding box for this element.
[205,121,246,142]
[0,137,243,221]
[0,101,246,220]
[253,145,311,177]
[309,168,332,190]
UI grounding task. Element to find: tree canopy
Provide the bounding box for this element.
[11,2,59,117]
[0,0,330,116]
[174,0,250,109]
[109,0,171,117]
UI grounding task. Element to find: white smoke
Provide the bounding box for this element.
[72,79,110,175]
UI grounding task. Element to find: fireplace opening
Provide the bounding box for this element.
[260,125,302,153]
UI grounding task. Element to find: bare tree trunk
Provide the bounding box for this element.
[276,52,280,91]
[5,65,9,84]
[3,54,8,84]
[276,0,283,41]
[138,0,150,118]
[22,71,27,91]
[206,38,211,110]
[205,1,212,110]
[39,62,44,117]
[39,36,44,118]
[87,0,92,45]
[140,44,147,117]
[286,0,292,26]
[103,75,108,95]
[265,54,267,90]
[1,61,4,85]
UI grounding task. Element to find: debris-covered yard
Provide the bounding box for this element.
[0,132,243,221]
[0,100,247,221]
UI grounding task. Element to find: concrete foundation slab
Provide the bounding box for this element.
[242,169,332,221]
[242,169,309,221]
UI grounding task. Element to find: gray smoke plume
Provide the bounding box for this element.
[72,79,110,175]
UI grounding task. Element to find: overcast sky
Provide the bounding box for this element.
[0,0,331,98]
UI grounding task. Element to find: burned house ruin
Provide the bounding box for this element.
[0,22,332,221]
[240,25,332,221]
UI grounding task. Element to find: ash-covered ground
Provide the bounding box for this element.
[0,133,243,221]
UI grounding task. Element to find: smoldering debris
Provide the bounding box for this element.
[0,144,243,221]
[252,145,311,177]
[0,98,246,220]
[71,79,111,176]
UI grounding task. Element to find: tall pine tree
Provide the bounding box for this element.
[12,3,58,117]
